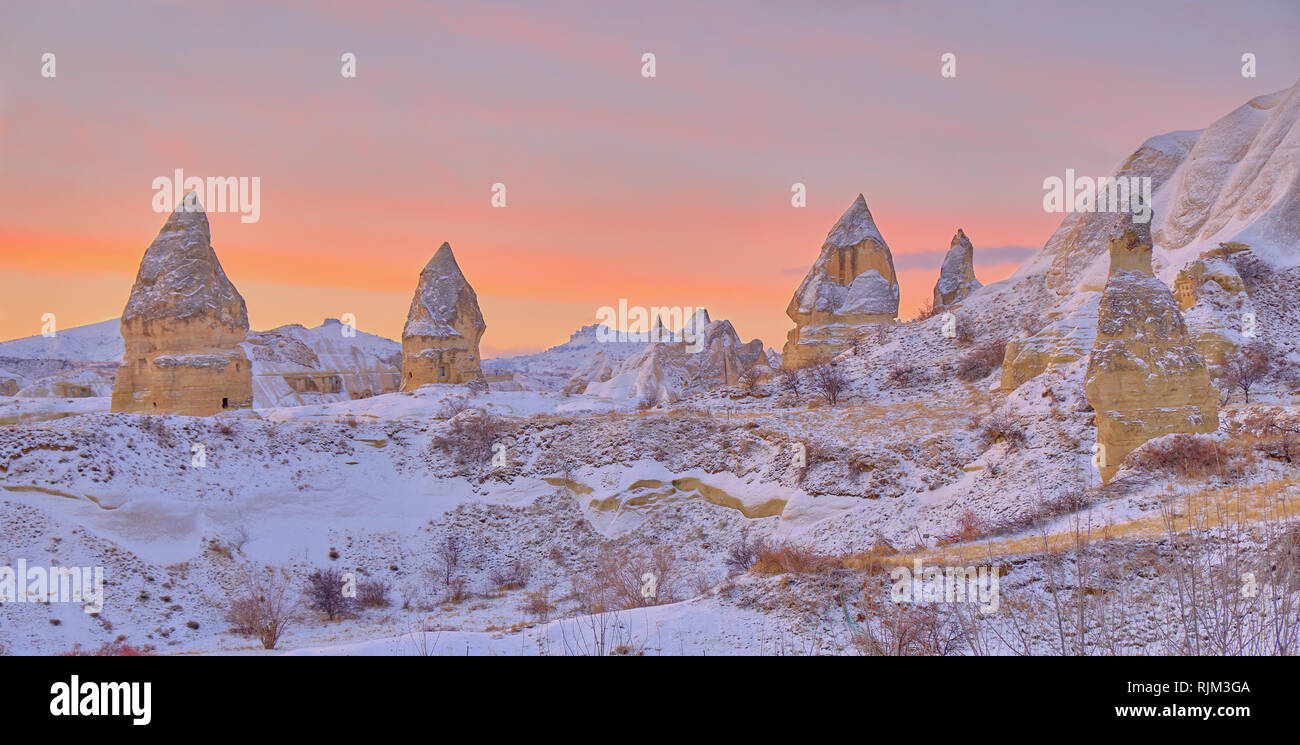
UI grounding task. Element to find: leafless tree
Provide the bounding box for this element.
[305,567,354,621]
[227,567,296,650]
[807,362,849,406]
[434,531,464,590]
[778,368,801,397]
[1221,341,1275,403]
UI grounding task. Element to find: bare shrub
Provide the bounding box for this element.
[886,363,929,388]
[435,397,472,419]
[844,591,965,656]
[778,368,801,397]
[807,362,849,406]
[1126,434,1246,480]
[357,577,391,608]
[398,579,420,610]
[573,544,681,612]
[637,389,658,411]
[521,584,554,622]
[939,508,987,545]
[445,575,470,604]
[1218,341,1275,404]
[725,528,769,574]
[910,299,939,323]
[738,367,762,395]
[227,568,295,649]
[489,557,533,593]
[1237,407,1300,463]
[434,531,463,589]
[976,411,1026,450]
[751,540,832,575]
[428,408,507,474]
[60,641,156,656]
[955,339,1007,382]
[304,567,354,621]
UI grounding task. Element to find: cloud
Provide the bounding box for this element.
[892,245,1038,272]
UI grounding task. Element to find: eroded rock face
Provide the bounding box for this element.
[584,309,766,404]
[1175,244,1253,368]
[1084,216,1218,481]
[244,319,402,407]
[110,201,253,415]
[401,242,486,388]
[782,194,899,368]
[933,229,981,309]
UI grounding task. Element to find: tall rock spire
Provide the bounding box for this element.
[1084,213,1218,481]
[782,194,899,368]
[110,196,253,415]
[932,228,981,309]
[400,242,487,388]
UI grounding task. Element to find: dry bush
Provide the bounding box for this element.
[725,528,770,574]
[428,408,507,473]
[227,568,295,649]
[1126,434,1247,480]
[1235,407,1300,463]
[910,299,940,323]
[572,544,681,612]
[807,362,849,406]
[738,367,763,395]
[845,592,965,656]
[357,577,391,608]
[750,540,833,575]
[304,567,355,621]
[976,411,1026,450]
[637,390,658,411]
[489,557,533,593]
[938,507,988,545]
[955,339,1007,382]
[445,575,470,604]
[886,363,929,388]
[778,368,801,397]
[60,641,155,656]
[435,397,472,419]
[1153,493,1300,655]
[433,531,464,594]
[954,316,976,346]
[521,584,554,622]
[1218,341,1276,404]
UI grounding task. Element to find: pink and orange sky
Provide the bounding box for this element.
[2,0,1298,356]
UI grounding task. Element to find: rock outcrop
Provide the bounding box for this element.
[1004,78,1300,394]
[1084,215,1218,481]
[401,242,486,388]
[782,194,899,368]
[584,309,766,404]
[933,229,981,309]
[244,320,402,407]
[110,199,253,415]
[1175,243,1253,368]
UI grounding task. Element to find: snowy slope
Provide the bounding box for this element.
[0,319,124,363]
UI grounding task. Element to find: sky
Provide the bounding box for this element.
[1,0,1298,357]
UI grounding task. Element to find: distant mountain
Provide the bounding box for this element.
[243,320,402,407]
[483,323,648,390]
[0,318,124,363]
